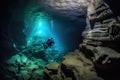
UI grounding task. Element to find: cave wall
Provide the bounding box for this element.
[44,0,120,80]
[0,0,29,60]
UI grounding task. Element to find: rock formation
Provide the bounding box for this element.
[82,0,120,46]
[38,0,88,21]
[44,0,120,80]
[1,53,46,80]
[44,50,103,80]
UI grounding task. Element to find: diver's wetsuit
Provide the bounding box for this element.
[44,38,54,49]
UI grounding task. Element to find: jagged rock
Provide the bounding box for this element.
[80,44,95,59]
[38,0,88,21]
[44,62,60,80]
[96,9,113,21]
[91,46,120,80]
[82,0,120,46]
[87,0,113,23]
[79,43,120,80]
[45,62,59,71]
[79,44,120,80]
[94,47,120,67]
[6,54,28,65]
[93,0,104,9]
[61,51,87,80]
[102,18,114,24]
[96,5,109,15]
[83,39,103,46]
[4,53,47,80]
[20,70,30,80]
[80,45,120,68]
[44,50,103,80]
[109,23,120,40]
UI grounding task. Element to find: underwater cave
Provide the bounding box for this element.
[0,0,120,80]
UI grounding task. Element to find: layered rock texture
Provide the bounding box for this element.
[38,0,120,24]
[44,50,103,80]
[44,0,120,80]
[82,0,120,46]
[38,0,88,21]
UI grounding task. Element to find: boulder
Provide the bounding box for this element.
[44,50,103,80]
[44,62,60,80]
[4,53,47,80]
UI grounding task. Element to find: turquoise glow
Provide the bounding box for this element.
[38,30,42,34]
[34,20,49,38]
[38,22,42,27]
[25,12,66,52]
[24,11,67,62]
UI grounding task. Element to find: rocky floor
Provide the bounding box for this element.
[1,53,46,80]
[44,45,120,80]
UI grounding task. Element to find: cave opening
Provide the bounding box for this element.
[18,0,87,63]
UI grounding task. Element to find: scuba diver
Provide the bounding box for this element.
[44,38,55,49]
